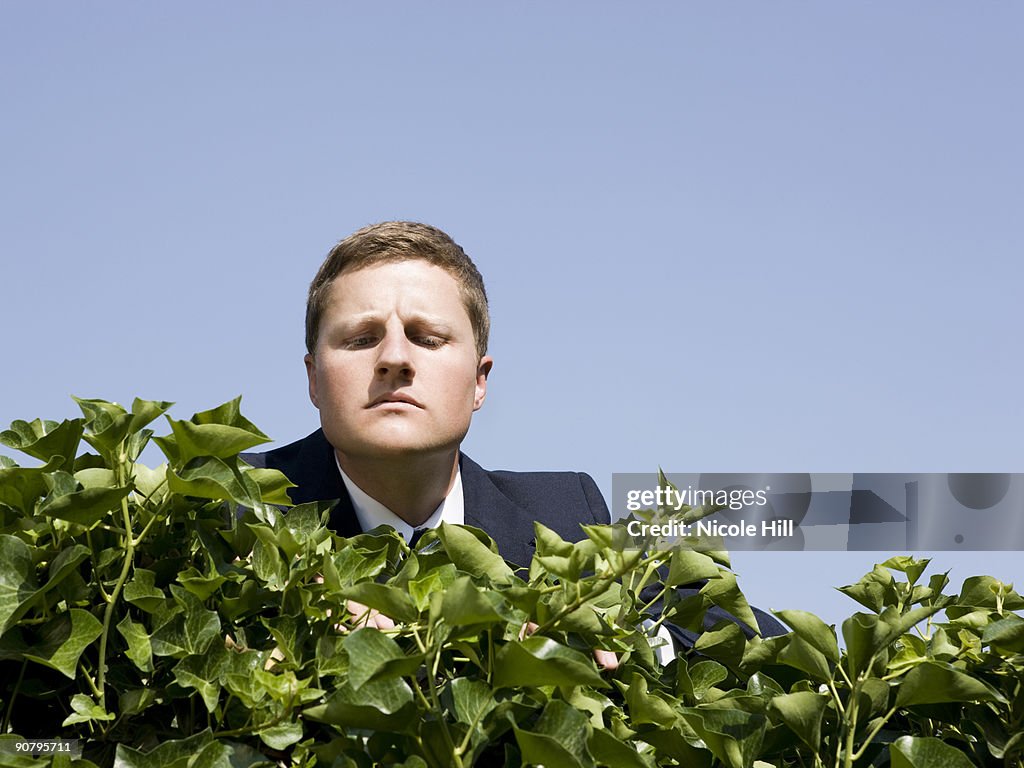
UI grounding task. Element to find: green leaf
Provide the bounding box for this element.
[342,583,418,624]
[534,521,575,557]
[440,576,508,628]
[0,534,38,632]
[890,736,976,768]
[494,637,608,689]
[167,456,258,506]
[73,398,135,457]
[123,569,166,612]
[343,628,422,690]
[693,621,746,670]
[774,609,840,664]
[38,472,131,525]
[624,672,683,726]
[438,523,515,584]
[588,728,654,768]
[768,692,828,751]
[959,575,1024,610]
[679,707,767,768]
[514,699,594,768]
[304,676,415,731]
[160,397,270,463]
[701,572,759,635]
[21,609,103,678]
[0,417,83,469]
[173,646,229,712]
[895,660,1007,707]
[687,660,729,702]
[246,467,296,506]
[62,693,115,726]
[113,730,218,768]
[982,614,1024,652]
[450,677,498,727]
[881,556,931,587]
[842,612,887,678]
[116,615,154,673]
[665,550,721,586]
[259,722,304,751]
[0,458,61,512]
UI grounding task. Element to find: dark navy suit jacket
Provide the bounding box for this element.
[245,428,785,645]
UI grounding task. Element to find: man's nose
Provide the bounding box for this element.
[375,331,415,378]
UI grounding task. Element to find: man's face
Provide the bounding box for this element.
[305,260,492,463]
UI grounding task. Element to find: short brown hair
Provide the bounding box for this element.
[306,221,490,358]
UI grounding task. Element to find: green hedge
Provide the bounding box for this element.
[1,398,1022,768]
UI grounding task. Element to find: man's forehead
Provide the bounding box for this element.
[324,260,470,319]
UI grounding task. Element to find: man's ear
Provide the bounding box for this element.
[473,355,493,411]
[304,353,320,409]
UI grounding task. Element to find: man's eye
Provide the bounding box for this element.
[346,337,377,349]
[415,336,445,348]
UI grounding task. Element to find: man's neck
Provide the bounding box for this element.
[334,448,459,527]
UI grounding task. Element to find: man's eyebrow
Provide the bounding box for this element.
[325,312,455,330]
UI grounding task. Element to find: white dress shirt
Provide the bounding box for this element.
[335,454,464,543]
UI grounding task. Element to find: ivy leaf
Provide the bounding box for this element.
[679,707,767,768]
[113,730,220,768]
[167,456,259,507]
[0,457,64,513]
[624,672,683,726]
[890,736,976,768]
[158,397,270,464]
[665,550,721,586]
[0,534,37,632]
[701,572,759,635]
[440,576,509,629]
[494,637,608,689]
[117,616,154,673]
[768,692,828,751]
[173,645,229,712]
[62,693,115,726]
[0,417,83,469]
[123,569,165,613]
[258,722,304,751]
[450,677,498,727]
[38,471,131,526]
[982,615,1024,652]
[842,612,887,678]
[588,728,654,768]
[341,583,418,624]
[438,523,515,584]
[304,676,415,731]
[22,609,103,678]
[343,628,422,690]
[774,609,840,665]
[895,661,1007,707]
[514,700,594,768]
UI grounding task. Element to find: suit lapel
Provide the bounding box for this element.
[275,429,362,539]
[460,453,537,569]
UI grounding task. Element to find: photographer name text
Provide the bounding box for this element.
[626,518,796,538]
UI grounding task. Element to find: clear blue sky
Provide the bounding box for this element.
[3,3,1021,629]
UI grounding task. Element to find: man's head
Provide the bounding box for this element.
[304,222,493,464]
[306,221,490,359]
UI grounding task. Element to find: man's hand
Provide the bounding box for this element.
[345,599,396,631]
[520,621,619,671]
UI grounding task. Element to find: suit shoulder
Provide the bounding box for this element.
[479,467,610,525]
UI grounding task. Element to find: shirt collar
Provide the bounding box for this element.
[334,453,465,542]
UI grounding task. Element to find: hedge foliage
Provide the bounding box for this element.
[1,398,1022,768]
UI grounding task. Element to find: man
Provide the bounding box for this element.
[248,221,784,649]
[249,221,609,571]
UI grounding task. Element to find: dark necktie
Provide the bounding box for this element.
[408,528,428,547]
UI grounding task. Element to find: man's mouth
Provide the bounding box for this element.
[368,393,423,408]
